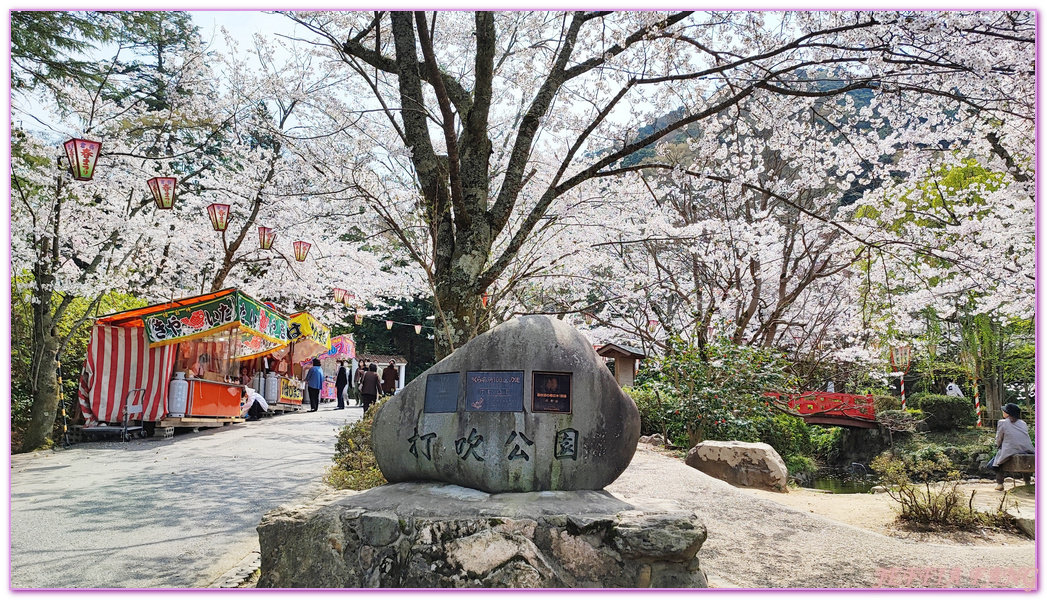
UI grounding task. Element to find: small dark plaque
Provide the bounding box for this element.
[424,372,460,413]
[532,372,572,413]
[466,371,524,412]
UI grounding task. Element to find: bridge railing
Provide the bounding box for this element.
[764,391,876,421]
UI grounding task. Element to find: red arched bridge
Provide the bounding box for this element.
[764,392,877,428]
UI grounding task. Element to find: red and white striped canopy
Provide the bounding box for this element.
[77,324,176,426]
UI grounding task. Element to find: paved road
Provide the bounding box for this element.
[10,406,362,589]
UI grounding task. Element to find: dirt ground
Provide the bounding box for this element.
[741,479,1035,546]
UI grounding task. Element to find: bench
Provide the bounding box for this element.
[999,453,1035,486]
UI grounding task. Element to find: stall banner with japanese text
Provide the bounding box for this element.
[143,290,289,348]
[237,293,289,344]
[143,294,238,346]
[288,312,332,349]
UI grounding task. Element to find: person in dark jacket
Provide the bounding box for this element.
[360,363,382,413]
[334,360,348,410]
[381,361,398,396]
[305,358,324,412]
[352,361,366,406]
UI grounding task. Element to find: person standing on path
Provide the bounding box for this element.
[353,360,366,406]
[381,360,398,396]
[305,358,324,412]
[360,363,382,413]
[334,360,348,410]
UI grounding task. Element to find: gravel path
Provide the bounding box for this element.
[606,447,1036,589]
[10,406,361,589]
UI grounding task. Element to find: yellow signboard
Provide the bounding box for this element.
[279,377,304,404]
[288,312,332,363]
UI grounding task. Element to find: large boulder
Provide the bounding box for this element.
[256,482,708,588]
[372,315,641,493]
[684,440,789,492]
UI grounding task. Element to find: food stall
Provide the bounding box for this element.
[311,334,356,402]
[77,288,290,435]
[245,311,331,411]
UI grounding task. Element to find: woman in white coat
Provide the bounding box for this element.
[991,403,1034,490]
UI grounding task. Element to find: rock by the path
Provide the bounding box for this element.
[684,440,788,492]
[1005,507,1035,538]
[639,434,666,447]
[256,482,708,588]
[870,486,888,494]
[372,315,641,493]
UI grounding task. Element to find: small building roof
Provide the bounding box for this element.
[596,343,646,359]
[357,354,407,365]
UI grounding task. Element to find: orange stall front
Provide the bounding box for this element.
[185,378,244,417]
[78,288,291,429]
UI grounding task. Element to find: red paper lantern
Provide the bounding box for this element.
[258,226,276,250]
[647,319,659,333]
[333,288,347,303]
[147,177,177,209]
[206,203,231,231]
[386,320,393,330]
[414,324,422,335]
[481,292,490,308]
[354,307,363,326]
[293,240,311,262]
[63,138,102,181]
[889,345,913,372]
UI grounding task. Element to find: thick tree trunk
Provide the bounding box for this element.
[984,371,1005,420]
[22,290,61,452]
[432,290,478,360]
[433,270,487,360]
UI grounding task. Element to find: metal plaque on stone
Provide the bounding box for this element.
[532,371,572,413]
[465,371,524,412]
[423,372,460,413]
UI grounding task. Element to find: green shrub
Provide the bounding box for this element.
[756,413,812,461]
[809,426,844,462]
[627,384,687,447]
[870,453,1011,529]
[324,400,388,490]
[633,337,793,447]
[786,455,818,477]
[873,394,901,413]
[917,394,976,431]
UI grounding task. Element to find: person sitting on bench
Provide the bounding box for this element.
[990,403,1034,490]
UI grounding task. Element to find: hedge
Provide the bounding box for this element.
[917,394,976,431]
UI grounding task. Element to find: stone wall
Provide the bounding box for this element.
[257,482,707,588]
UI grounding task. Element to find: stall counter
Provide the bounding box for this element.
[185,378,244,418]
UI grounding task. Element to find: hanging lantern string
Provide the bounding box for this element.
[333,302,433,332]
[348,312,433,331]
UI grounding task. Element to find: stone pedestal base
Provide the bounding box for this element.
[257,482,707,588]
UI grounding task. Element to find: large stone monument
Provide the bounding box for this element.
[372,315,641,493]
[257,316,709,588]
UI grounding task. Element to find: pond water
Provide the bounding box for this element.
[801,467,878,494]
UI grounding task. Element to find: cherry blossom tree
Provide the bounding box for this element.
[282,10,1033,359]
[10,16,419,450]
[11,16,221,449]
